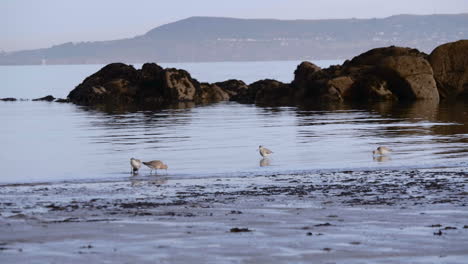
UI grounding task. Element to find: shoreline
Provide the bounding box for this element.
[1,162,466,186]
[1,167,467,263]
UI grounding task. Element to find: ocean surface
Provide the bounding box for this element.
[1,61,467,184]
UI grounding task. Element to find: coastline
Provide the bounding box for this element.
[1,167,467,263]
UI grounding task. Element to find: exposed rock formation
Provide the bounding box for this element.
[32,95,55,102]
[55,98,70,103]
[68,63,230,107]
[287,46,439,103]
[214,80,249,102]
[200,83,230,102]
[252,79,291,105]
[429,40,468,99]
[66,41,467,110]
[0,97,17,101]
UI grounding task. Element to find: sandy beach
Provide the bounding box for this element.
[1,167,467,263]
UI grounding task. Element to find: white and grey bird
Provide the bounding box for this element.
[130,158,142,174]
[372,146,392,156]
[143,160,168,174]
[259,145,273,157]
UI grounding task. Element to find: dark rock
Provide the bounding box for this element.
[230,227,251,232]
[429,40,468,99]
[444,226,457,230]
[68,63,139,105]
[289,46,439,103]
[199,83,229,103]
[66,42,468,110]
[54,98,70,103]
[291,61,322,92]
[0,97,17,101]
[252,79,291,105]
[163,68,201,102]
[349,75,396,101]
[214,79,249,102]
[291,62,343,102]
[67,62,231,107]
[314,222,332,227]
[344,46,439,101]
[32,95,56,102]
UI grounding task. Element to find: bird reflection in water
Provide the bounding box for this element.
[130,178,168,187]
[373,155,391,162]
[260,157,271,167]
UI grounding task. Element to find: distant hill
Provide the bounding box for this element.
[1,14,467,65]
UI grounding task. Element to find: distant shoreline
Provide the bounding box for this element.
[1,14,466,65]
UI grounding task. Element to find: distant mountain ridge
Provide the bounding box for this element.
[1,14,467,65]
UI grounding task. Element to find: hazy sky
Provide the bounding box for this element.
[2,0,467,52]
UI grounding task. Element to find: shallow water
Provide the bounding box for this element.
[1,62,467,183]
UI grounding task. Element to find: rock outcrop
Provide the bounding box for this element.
[68,63,229,107]
[54,98,70,103]
[252,79,291,105]
[0,97,17,101]
[66,41,467,110]
[429,40,468,99]
[32,95,55,102]
[291,46,439,103]
[214,79,250,102]
[345,47,439,101]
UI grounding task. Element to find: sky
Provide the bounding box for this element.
[2,0,467,52]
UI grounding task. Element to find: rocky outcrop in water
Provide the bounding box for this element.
[32,95,55,102]
[68,63,230,107]
[66,41,467,109]
[290,46,439,103]
[0,97,17,101]
[429,40,468,99]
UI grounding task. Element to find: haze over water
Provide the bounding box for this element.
[1,61,467,184]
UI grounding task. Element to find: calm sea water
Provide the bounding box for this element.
[1,61,467,184]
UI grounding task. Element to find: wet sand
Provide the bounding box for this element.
[1,168,467,263]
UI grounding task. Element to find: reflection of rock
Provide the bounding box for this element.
[373,155,391,162]
[429,40,468,99]
[371,100,439,121]
[260,157,271,167]
[404,100,439,120]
